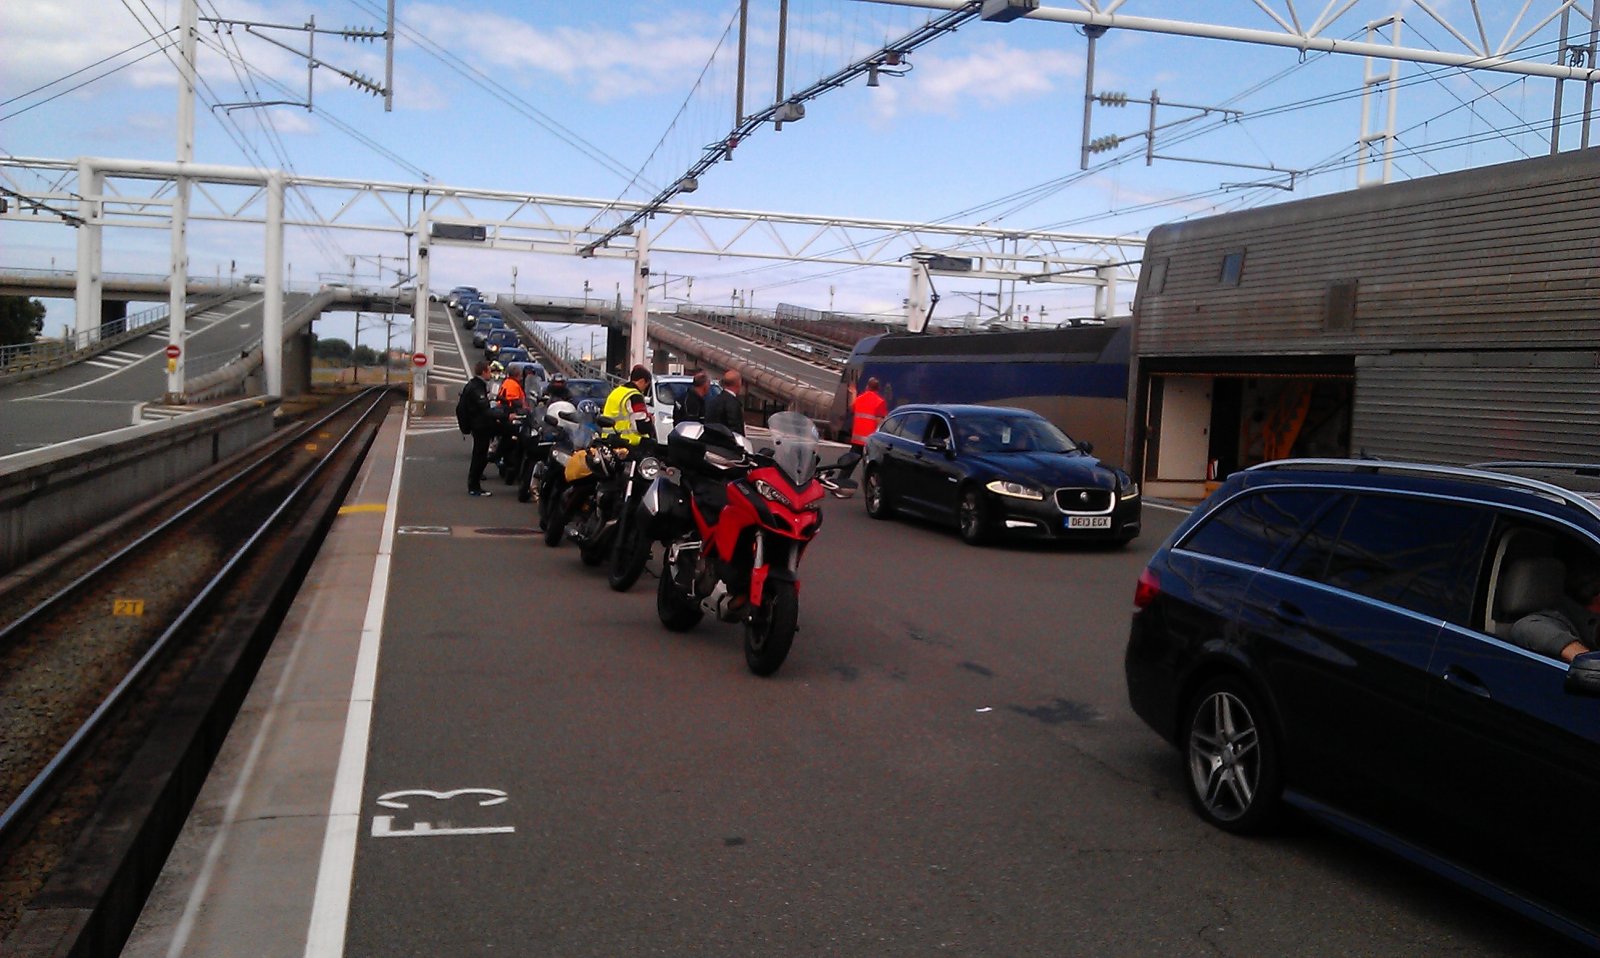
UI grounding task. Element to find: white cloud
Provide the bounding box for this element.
[402,4,726,104]
[871,41,1081,122]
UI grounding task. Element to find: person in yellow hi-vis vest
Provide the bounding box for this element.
[602,364,656,448]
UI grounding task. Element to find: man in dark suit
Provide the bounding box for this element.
[463,360,496,496]
[704,368,745,436]
[677,370,712,425]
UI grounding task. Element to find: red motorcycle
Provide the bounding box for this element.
[653,412,858,675]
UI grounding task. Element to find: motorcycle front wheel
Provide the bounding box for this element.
[543,482,566,547]
[607,506,651,592]
[517,459,535,502]
[656,554,703,632]
[744,579,798,676]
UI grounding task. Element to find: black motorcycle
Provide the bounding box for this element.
[603,442,667,591]
[562,431,646,568]
[517,400,555,503]
[539,405,600,546]
[495,406,533,486]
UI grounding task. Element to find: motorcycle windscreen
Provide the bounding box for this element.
[766,411,819,486]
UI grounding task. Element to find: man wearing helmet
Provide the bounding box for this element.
[540,372,571,403]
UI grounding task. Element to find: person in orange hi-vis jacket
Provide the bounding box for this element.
[841,376,888,480]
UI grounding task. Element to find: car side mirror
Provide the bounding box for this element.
[1076,440,1095,455]
[925,437,953,457]
[1565,651,1600,697]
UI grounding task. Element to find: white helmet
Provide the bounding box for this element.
[544,399,576,429]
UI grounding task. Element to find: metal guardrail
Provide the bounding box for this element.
[673,305,852,368]
[0,301,172,374]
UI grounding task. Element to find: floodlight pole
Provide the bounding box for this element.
[630,227,650,371]
[166,0,198,402]
[264,172,285,396]
[412,219,432,410]
[1079,25,1107,171]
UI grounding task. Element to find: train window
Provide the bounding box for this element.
[1146,257,1168,294]
[1219,250,1246,287]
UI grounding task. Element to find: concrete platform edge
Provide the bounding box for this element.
[118,405,406,958]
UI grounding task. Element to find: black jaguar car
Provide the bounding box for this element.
[860,404,1140,545]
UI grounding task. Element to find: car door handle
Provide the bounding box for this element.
[1442,666,1491,699]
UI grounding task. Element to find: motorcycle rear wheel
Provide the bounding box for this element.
[608,507,651,592]
[744,579,798,676]
[656,556,703,632]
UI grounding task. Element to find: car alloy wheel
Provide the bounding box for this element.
[864,468,892,519]
[1184,677,1281,833]
[958,489,988,545]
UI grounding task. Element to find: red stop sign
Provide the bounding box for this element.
[164,344,181,359]
[412,352,428,367]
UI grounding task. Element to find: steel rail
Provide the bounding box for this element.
[0,388,380,649]
[0,387,391,842]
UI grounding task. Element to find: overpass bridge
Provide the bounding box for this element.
[3,269,864,450]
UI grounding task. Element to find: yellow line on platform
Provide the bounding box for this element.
[337,503,388,515]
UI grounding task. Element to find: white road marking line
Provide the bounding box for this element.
[23,298,257,400]
[303,406,406,958]
[85,359,122,369]
[1145,501,1197,515]
[107,350,143,360]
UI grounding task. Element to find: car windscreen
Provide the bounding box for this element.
[567,380,610,401]
[954,414,1076,454]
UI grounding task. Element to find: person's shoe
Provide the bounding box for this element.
[469,489,492,497]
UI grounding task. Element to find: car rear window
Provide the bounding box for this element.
[1180,489,1334,569]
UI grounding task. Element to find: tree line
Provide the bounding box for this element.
[1,296,46,348]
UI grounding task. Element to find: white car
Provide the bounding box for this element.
[646,374,720,444]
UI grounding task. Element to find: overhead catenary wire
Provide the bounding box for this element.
[0,32,176,113]
[345,0,653,191]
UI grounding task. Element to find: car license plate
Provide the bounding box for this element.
[1066,515,1112,529]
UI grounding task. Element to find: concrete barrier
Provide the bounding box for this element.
[0,397,279,572]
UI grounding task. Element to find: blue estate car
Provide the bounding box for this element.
[861,403,1140,545]
[1125,459,1600,948]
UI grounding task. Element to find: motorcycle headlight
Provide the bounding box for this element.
[754,478,795,508]
[985,479,1045,500]
[638,456,662,480]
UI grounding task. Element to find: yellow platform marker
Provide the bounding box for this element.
[338,503,388,515]
[113,599,145,616]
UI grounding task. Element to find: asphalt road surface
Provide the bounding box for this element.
[343,428,1578,957]
[0,295,275,454]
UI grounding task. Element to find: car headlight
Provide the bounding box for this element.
[754,478,796,508]
[1120,482,1140,500]
[985,479,1045,500]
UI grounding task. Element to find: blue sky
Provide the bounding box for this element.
[3,1,1593,341]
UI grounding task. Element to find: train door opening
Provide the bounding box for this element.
[1141,372,1354,499]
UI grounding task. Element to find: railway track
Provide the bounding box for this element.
[0,385,399,954]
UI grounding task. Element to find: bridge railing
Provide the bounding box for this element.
[0,301,171,375]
